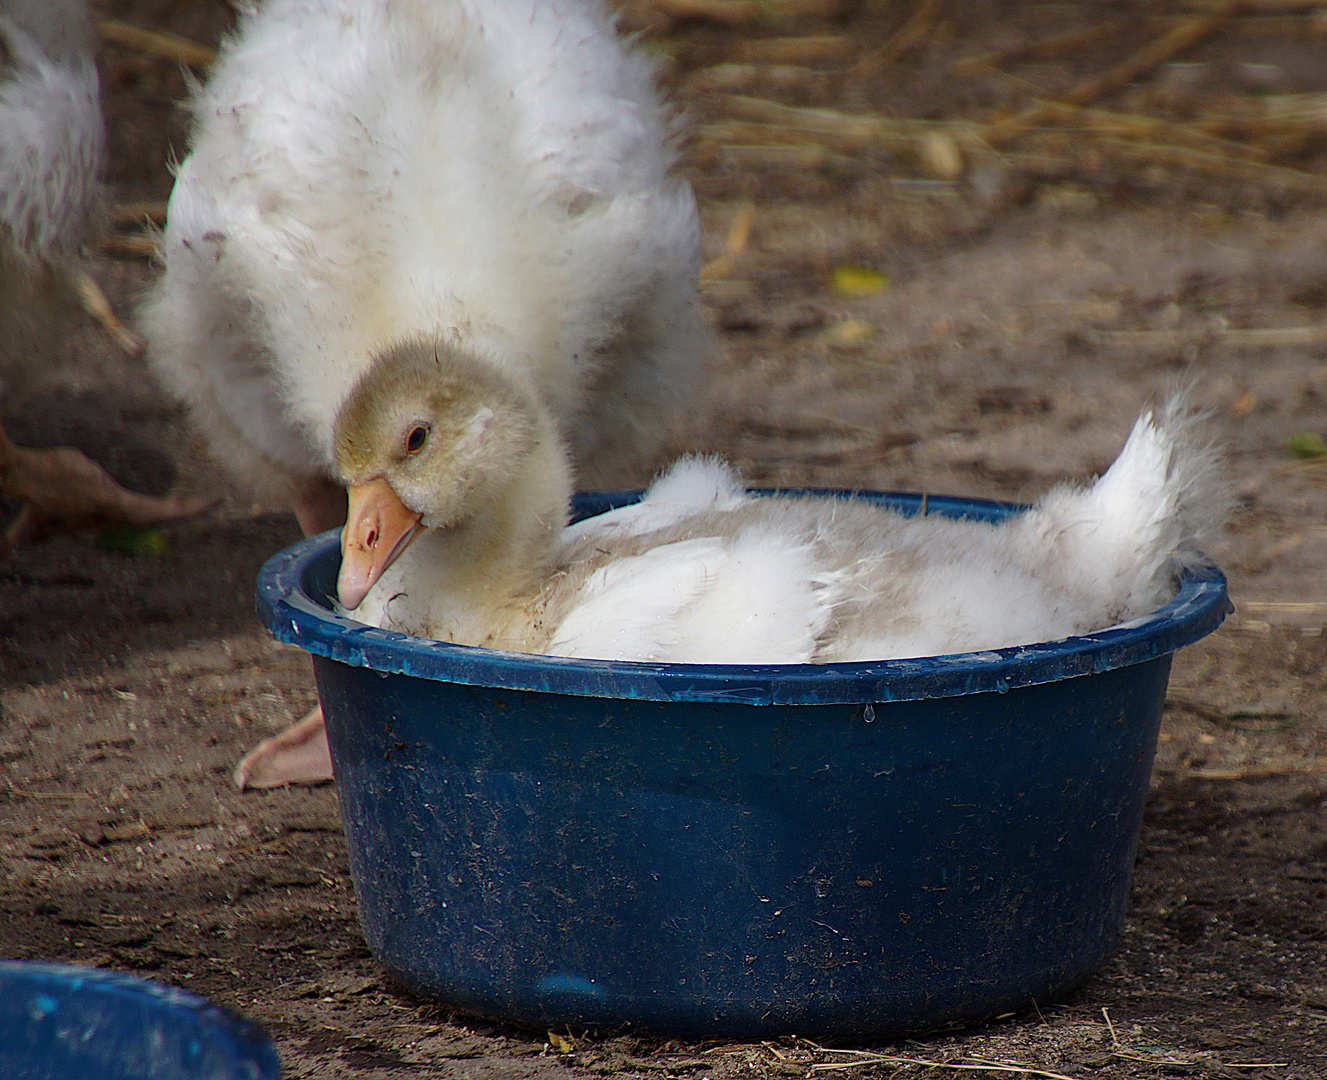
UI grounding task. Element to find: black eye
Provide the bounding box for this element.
[405,424,429,455]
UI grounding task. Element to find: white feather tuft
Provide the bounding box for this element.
[142,0,705,500]
[1014,389,1229,629]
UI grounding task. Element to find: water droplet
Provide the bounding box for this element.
[863,703,876,723]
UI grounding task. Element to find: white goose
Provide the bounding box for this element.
[0,0,206,551]
[141,0,706,786]
[335,340,1227,663]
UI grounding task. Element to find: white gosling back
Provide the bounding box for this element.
[142,0,704,505]
[0,0,102,259]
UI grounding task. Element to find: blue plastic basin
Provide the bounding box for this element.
[256,491,1229,1040]
[0,961,281,1079]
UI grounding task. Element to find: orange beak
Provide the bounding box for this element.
[338,477,425,610]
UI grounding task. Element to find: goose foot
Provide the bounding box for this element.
[233,707,333,790]
[0,421,216,555]
[74,270,144,357]
[231,479,343,790]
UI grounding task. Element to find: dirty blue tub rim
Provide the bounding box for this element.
[256,488,1230,707]
[0,959,282,1080]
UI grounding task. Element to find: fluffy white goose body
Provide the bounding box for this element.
[0,0,102,264]
[0,0,208,550]
[1,0,101,418]
[143,0,704,513]
[337,342,1227,664]
[142,0,704,786]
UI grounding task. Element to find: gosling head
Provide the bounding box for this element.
[333,337,543,609]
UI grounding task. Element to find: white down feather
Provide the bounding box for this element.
[142,0,705,502]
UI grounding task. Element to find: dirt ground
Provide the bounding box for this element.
[3,1,1327,1077]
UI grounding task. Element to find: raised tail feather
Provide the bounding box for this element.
[1024,391,1230,625]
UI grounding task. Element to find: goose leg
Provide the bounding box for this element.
[233,705,332,790]
[74,270,144,357]
[0,420,215,555]
[232,474,344,789]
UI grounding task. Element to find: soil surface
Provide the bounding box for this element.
[3,1,1327,1077]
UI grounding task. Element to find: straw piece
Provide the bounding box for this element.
[733,35,853,63]
[1214,12,1327,33]
[1034,101,1268,159]
[709,94,973,145]
[808,1050,1081,1080]
[957,11,1321,78]
[1203,0,1327,9]
[952,18,1133,77]
[703,75,1327,194]
[109,201,169,228]
[1087,137,1327,194]
[805,1037,1292,1077]
[715,94,885,138]
[1238,600,1327,616]
[854,0,938,74]
[695,119,866,151]
[1177,766,1317,781]
[1092,323,1327,347]
[987,1,1239,145]
[1064,0,1240,107]
[700,200,756,281]
[712,142,851,169]
[916,131,964,178]
[97,234,161,259]
[96,18,215,69]
[648,0,840,26]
